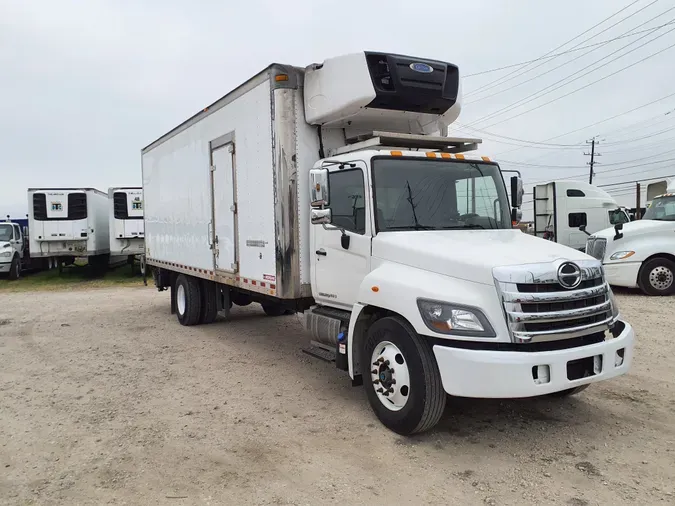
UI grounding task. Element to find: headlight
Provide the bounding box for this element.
[610,251,635,260]
[0,251,12,258]
[417,299,495,337]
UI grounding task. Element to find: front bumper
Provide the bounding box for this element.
[433,320,634,398]
[603,261,640,288]
[0,262,11,273]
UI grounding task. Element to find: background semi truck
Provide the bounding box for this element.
[27,188,111,272]
[587,179,675,296]
[143,51,634,434]
[533,181,631,251]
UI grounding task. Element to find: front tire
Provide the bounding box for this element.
[8,256,20,280]
[362,316,446,435]
[638,257,675,296]
[175,274,202,326]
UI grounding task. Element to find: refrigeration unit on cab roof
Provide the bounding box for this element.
[142,50,634,436]
[27,188,110,269]
[109,187,144,257]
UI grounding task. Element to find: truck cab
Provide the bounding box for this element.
[587,187,675,295]
[534,181,630,250]
[0,220,25,279]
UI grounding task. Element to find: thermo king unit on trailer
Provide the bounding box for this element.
[108,187,144,258]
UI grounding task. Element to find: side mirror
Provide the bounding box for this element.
[310,168,329,208]
[510,176,524,208]
[613,222,624,241]
[511,208,522,226]
[579,225,591,236]
[311,208,332,225]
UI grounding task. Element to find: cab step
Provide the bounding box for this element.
[302,342,336,363]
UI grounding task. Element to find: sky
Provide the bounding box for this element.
[2,0,675,219]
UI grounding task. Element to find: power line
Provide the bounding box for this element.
[466,5,673,111]
[478,35,675,130]
[464,0,643,97]
[462,21,675,78]
[466,11,675,126]
[597,174,675,187]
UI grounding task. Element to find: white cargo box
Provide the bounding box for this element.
[109,187,145,256]
[27,188,110,258]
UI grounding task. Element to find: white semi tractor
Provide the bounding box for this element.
[533,181,631,251]
[587,180,675,295]
[143,52,634,434]
[27,188,111,272]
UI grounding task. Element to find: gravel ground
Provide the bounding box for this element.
[0,286,673,505]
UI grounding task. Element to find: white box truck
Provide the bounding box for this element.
[587,180,675,295]
[143,52,635,434]
[533,181,631,251]
[27,188,111,272]
[108,187,144,258]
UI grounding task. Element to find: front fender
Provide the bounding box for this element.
[347,260,509,377]
[605,235,675,264]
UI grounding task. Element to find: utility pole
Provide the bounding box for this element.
[636,182,641,220]
[584,137,601,184]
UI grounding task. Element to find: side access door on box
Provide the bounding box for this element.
[209,134,238,273]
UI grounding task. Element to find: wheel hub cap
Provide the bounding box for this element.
[649,266,673,291]
[176,284,187,315]
[370,341,411,412]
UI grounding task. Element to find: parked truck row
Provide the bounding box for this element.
[142,51,634,434]
[1,187,145,279]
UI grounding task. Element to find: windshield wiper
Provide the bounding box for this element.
[386,224,436,231]
[440,224,487,230]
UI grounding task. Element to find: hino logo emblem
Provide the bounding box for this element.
[557,262,582,289]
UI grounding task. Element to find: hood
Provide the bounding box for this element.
[591,219,675,240]
[372,229,589,285]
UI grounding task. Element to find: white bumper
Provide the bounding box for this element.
[603,261,640,288]
[433,321,634,398]
[0,261,11,273]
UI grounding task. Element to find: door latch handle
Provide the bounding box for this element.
[316,249,327,256]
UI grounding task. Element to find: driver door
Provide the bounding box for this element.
[312,165,372,310]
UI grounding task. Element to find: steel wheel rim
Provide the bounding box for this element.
[649,265,673,291]
[176,284,187,315]
[370,341,411,411]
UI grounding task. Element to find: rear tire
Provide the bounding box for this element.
[362,316,446,435]
[8,256,20,281]
[549,384,589,397]
[638,257,675,296]
[262,303,286,317]
[175,274,202,326]
[199,280,219,324]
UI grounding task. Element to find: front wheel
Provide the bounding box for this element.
[638,257,675,296]
[8,256,20,280]
[363,317,446,435]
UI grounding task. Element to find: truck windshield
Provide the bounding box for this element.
[643,195,675,221]
[372,158,511,231]
[0,225,12,241]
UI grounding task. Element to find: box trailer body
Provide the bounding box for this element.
[27,188,110,262]
[144,52,634,435]
[533,181,631,251]
[108,187,145,257]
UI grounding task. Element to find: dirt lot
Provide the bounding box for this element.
[0,286,673,505]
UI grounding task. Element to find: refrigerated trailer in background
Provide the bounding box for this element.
[109,187,144,261]
[27,188,110,271]
[143,51,634,434]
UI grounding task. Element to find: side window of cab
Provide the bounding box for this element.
[328,169,366,234]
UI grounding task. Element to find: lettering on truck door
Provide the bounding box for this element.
[209,135,238,273]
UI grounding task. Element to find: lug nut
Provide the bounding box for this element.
[383,360,390,366]
[371,369,378,374]
[372,379,380,385]
[376,388,384,393]
[378,357,385,363]
[391,379,396,385]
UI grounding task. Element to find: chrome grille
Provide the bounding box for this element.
[494,259,615,343]
[585,237,607,261]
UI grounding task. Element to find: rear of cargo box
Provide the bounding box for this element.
[142,65,315,302]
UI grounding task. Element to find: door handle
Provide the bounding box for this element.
[316,249,327,256]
